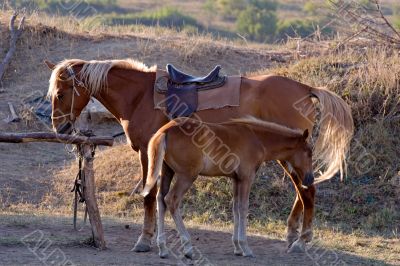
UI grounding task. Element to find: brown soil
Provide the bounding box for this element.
[0,216,383,266]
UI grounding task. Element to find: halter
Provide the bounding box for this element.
[51,66,85,121]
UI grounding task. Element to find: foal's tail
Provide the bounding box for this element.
[310,86,354,185]
[141,132,167,197]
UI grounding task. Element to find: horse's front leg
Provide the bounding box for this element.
[278,161,303,247]
[286,195,303,246]
[288,184,316,253]
[133,150,155,252]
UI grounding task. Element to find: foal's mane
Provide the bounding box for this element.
[48,58,156,97]
[228,116,303,137]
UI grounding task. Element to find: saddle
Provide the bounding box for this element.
[161,64,227,118]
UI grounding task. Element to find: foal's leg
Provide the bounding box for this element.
[156,171,173,258]
[231,179,242,256]
[164,174,197,259]
[236,172,256,257]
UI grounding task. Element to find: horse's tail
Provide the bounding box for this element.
[310,86,354,185]
[141,132,167,197]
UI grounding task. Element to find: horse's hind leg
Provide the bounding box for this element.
[232,178,242,256]
[236,172,256,258]
[164,174,197,259]
[156,169,173,259]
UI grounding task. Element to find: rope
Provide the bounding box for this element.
[71,142,96,231]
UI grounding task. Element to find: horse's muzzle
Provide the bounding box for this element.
[55,121,74,135]
[302,172,314,187]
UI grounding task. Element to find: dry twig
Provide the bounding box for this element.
[0,12,25,82]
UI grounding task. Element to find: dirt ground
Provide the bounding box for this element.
[0,214,386,266]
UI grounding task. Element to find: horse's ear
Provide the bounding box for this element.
[44,60,56,70]
[302,129,309,139]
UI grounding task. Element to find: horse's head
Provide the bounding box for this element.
[288,129,314,187]
[45,60,91,134]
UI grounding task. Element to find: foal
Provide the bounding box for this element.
[141,116,314,258]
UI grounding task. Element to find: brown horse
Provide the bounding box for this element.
[141,117,314,258]
[44,58,353,252]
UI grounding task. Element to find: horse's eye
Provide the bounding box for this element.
[56,94,64,100]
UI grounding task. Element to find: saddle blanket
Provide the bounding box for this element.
[154,69,241,112]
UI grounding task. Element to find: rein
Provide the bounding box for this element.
[71,136,97,231]
[51,66,84,122]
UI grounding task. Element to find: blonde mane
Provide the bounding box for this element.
[48,59,156,98]
[228,116,304,137]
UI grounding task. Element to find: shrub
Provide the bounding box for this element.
[236,5,277,42]
[303,1,318,15]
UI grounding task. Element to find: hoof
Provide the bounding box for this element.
[159,251,169,259]
[301,230,313,243]
[158,243,169,259]
[243,251,255,258]
[287,239,305,253]
[234,249,243,256]
[132,236,151,252]
[184,250,193,260]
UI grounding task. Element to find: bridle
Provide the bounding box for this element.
[51,66,85,121]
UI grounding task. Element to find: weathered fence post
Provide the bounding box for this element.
[81,143,106,249]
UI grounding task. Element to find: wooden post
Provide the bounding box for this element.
[81,144,106,250]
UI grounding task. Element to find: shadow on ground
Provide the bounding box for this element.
[0,214,384,266]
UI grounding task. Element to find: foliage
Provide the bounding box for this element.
[303,0,318,15]
[205,0,247,20]
[235,1,278,42]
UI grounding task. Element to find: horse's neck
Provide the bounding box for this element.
[251,128,299,159]
[95,69,156,122]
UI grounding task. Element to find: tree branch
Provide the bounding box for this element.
[0,12,25,82]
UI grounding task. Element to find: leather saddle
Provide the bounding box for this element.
[167,64,222,84]
[162,64,227,118]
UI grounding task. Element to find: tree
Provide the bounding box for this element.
[236,5,277,42]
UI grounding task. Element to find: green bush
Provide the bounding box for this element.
[235,3,277,42]
[303,1,318,15]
